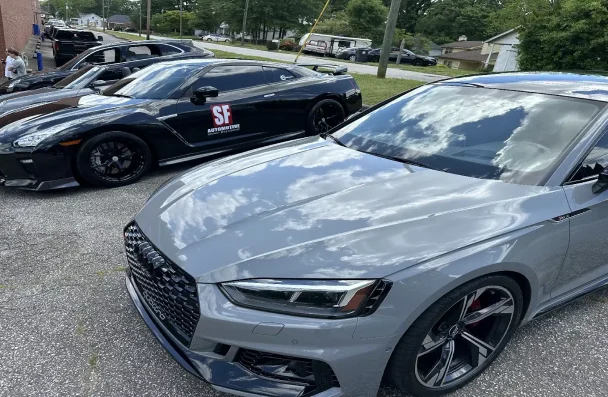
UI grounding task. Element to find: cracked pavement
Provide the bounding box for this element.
[2,163,608,397]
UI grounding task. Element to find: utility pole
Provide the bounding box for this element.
[179,0,183,39]
[139,0,142,37]
[241,0,249,46]
[102,0,105,32]
[377,0,402,78]
[146,0,151,40]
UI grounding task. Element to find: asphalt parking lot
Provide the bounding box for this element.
[2,163,608,397]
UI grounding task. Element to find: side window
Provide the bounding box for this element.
[338,40,351,48]
[263,67,296,84]
[570,133,608,182]
[86,48,119,65]
[125,45,157,61]
[193,65,266,93]
[157,44,183,56]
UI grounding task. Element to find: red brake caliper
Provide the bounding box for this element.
[467,299,482,327]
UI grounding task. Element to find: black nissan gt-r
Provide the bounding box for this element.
[0,59,362,190]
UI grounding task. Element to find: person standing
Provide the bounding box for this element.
[7,49,26,79]
[4,49,14,81]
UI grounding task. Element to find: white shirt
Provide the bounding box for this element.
[5,56,13,78]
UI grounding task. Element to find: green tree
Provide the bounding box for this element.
[415,0,499,42]
[151,10,195,33]
[346,0,388,44]
[519,0,608,70]
[315,11,354,37]
[491,0,556,32]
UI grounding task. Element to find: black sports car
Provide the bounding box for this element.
[368,48,437,66]
[0,39,213,95]
[0,52,209,115]
[0,59,362,191]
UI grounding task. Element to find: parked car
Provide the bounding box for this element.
[368,47,437,66]
[51,28,104,67]
[200,33,231,42]
[0,50,190,115]
[0,39,214,95]
[124,72,608,397]
[44,19,67,37]
[0,59,361,190]
[336,46,372,62]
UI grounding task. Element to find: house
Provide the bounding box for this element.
[107,15,132,30]
[436,36,493,71]
[69,13,103,28]
[484,27,520,72]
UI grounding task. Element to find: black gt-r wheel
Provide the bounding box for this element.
[412,59,424,67]
[75,131,152,188]
[388,275,523,396]
[306,99,345,135]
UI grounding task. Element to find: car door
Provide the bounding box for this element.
[400,50,416,64]
[262,66,306,134]
[165,64,277,149]
[552,131,608,298]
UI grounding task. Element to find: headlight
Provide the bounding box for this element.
[220,279,391,318]
[7,79,19,89]
[13,131,56,147]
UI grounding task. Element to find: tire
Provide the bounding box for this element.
[306,99,346,135]
[348,54,356,62]
[75,131,152,188]
[207,38,213,41]
[412,59,424,67]
[388,274,523,397]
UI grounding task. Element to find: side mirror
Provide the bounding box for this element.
[98,36,103,41]
[191,86,218,105]
[593,168,608,194]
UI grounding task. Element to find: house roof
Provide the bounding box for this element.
[485,26,521,43]
[441,41,483,49]
[108,15,130,24]
[436,49,498,64]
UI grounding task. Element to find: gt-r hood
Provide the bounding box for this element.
[0,94,152,142]
[137,137,570,283]
[0,87,85,115]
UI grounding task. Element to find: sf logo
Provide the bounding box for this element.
[211,104,233,127]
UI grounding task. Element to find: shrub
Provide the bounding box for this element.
[279,39,297,51]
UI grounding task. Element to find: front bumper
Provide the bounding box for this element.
[0,146,79,190]
[125,272,391,397]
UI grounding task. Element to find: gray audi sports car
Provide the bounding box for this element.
[125,72,608,397]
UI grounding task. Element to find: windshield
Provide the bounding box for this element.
[332,85,604,185]
[54,65,100,89]
[105,62,202,99]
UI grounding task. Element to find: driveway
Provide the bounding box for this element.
[1,163,608,397]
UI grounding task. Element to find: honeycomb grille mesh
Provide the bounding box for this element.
[124,222,200,345]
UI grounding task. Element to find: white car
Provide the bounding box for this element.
[200,33,231,42]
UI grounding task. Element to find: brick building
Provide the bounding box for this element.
[0,0,41,53]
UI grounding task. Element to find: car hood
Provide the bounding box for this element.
[9,69,72,84]
[136,137,568,283]
[0,87,85,114]
[0,94,152,142]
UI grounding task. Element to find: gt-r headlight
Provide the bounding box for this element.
[7,79,20,89]
[219,279,391,318]
[13,131,56,147]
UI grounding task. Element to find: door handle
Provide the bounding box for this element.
[264,93,275,98]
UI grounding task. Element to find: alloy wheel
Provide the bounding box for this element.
[89,140,146,183]
[312,103,344,133]
[414,286,515,388]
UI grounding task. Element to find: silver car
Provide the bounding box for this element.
[125,72,608,397]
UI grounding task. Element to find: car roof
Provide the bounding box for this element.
[92,39,193,50]
[152,58,302,69]
[442,72,608,103]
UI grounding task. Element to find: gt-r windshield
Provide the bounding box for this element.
[54,65,100,89]
[332,85,604,185]
[104,63,202,99]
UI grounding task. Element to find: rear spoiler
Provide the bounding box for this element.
[296,63,348,75]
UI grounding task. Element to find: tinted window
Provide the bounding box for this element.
[196,65,266,92]
[125,45,160,60]
[109,63,201,99]
[85,48,119,65]
[263,67,296,83]
[99,68,125,82]
[54,65,99,88]
[157,44,182,56]
[333,85,603,186]
[570,133,608,182]
[55,30,96,41]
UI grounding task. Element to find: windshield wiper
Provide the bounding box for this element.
[111,94,132,98]
[320,132,346,147]
[365,151,440,171]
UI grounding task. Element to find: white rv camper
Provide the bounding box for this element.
[299,33,372,56]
